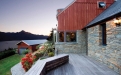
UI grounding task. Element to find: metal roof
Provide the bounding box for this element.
[17,39,47,45]
[87,0,121,28]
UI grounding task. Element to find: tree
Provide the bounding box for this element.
[46,29,53,42]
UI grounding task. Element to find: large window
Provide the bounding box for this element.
[58,31,76,42]
[66,32,76,42]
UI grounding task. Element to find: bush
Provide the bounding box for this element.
[0,50,15,60]
[34,53,41,61]
[34,50,45,61]
[48,52,54,57]
[21,53,36,71]
[0,52,4,59]
[22,50,29,55]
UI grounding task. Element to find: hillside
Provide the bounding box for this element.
[0,30,48,41]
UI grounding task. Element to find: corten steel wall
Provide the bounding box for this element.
[17,42,32,54]
[57,0,114,31]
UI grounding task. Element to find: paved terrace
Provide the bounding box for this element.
[47,54,119,75]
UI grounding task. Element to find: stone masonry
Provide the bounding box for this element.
[88,19,121,74]
[55,30,87,54]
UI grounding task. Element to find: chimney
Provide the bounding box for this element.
[57,9,64,15]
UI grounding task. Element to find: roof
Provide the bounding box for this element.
[17,39,47,45]
[87,0,121,28]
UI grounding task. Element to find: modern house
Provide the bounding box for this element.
[17,40,47,54]
[55,0,121,74]
[56,0,114,54]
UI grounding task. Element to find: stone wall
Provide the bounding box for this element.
[88,20,121,74]
[55,30,87,54]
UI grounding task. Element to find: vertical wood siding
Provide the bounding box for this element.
[57,0,114,31]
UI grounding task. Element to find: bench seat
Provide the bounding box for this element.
[24,54,69,75]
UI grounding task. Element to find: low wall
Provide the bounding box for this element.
[55,30,87,54]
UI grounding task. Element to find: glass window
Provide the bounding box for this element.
[59,32,64,42]
[101,23,106,45]
[66,32,76,42]
[99,23,107,45]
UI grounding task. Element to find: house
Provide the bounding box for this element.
[56,0,114,54]
[55,0,121,74]
[17,39,47,54]
[86,0,121,74]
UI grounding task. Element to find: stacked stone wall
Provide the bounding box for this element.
[88,20,121,74]
[55,30,87,54]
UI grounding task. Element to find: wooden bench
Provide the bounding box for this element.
[24,54,69,75]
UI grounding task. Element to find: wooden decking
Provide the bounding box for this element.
[47,54,119,75]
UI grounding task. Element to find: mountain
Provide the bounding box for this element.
[0,30,48,41]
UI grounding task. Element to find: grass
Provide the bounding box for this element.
[0,54,23,75]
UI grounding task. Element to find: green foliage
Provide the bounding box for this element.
[0,49,16,60]
[22,49,29,55]
[36,44,41,50]
[47,29,53,42]
[34,50,45,61]
[40,57,46,60]
[42,41,55,57]
[48,52,54,57]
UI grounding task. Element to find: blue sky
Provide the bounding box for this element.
[0,0,74,35]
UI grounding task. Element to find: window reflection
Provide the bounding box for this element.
[66,32,76,42]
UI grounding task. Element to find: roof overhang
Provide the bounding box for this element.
[86,12,121,28]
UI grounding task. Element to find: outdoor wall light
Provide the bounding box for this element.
[98,2,106,8]
[114,18,121,26]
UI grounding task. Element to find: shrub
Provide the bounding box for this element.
[22,50,29,55]
[48,52,54,57]
[34,50,45,61]
[21,53,36,71]
[0,52,4,60]
[34,53,41,61]
[0,50,15,59]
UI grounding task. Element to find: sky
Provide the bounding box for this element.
[0,0,74,35]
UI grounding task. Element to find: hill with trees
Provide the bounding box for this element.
[0,30,48,41]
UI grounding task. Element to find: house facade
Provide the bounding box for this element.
[55,0,121,74]
[55,0,114,54]
[87,0,121,74]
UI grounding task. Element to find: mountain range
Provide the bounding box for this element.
[0,30,48,41]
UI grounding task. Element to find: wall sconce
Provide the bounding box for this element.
[114,18,121,26]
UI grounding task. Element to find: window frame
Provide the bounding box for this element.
[58,31,64,42]
[65,31,77,42]
[57,31,77,43]
[101,23,107,46]
[97,1,106,9]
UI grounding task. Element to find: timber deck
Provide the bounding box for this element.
[47,54,119,75]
